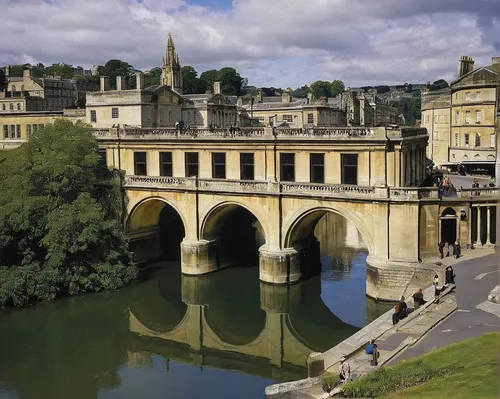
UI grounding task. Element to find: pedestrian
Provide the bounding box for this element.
[438,241,445,259]
[453,241,461,259]
[445,266,456,285]
[392,301,400,325]
[434,285,442,304]
[339,357,351,383]
[365,339,379,366]
[445,241,450,257]
[433,273,439,287]
[413,288,426,309]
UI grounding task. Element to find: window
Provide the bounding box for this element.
[212,153,226,179]
[9,125,15,139]
[455,111,459,124]
[280,153,295,182]
[464,133,470,147]
[99,149,107,167]
[452,153,455,159]
[185,152,199,177]
[475,111,481,123]
[240,153,255,180]
[310,153,325,183]
[465,111,470,124]
[111,107,119,119]
[307,113,314,124]
[490,134,495,148]
[90,110,97,122]
[133,152,147,176]
[1,104,5,111]
[9,103,13,110]
[3,126,7,139]
[27,124,32,137]
[426,114,430,123]
[16,125,21,139]
[454,133,459,147]
[16,103,21,111]
[476,91,481,100]
[341,154,358,185]
[282,114,293,123]
[465,92,470,101]
[475,133,481,147]
[159,152,173,177]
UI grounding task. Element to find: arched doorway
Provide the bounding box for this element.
[202,203,265,268]
[127,198,186,264]
[440,207,457,244]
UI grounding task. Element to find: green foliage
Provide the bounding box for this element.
[330,80,345,96]
[144,67,162,86]
[181,66,203,94]
[292,85,310,98]
[309,80,345,99]
[428,79,449,92]
[199,67,244,95]
[98,60,136,88]
[342,332,498,398]
[45,63,74,79]
[0,120,137,307]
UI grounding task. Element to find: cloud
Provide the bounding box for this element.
[1,0,500,88]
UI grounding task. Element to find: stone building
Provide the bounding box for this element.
[244,90,345,127]
[7,67,78,111]
[341,88,399,126]
[160,33,183,94]
[421,88,451,166]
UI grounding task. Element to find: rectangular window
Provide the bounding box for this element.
[475,111,481,123]
[282,114,293,123]
[307,113,314,124]
[111,107,119,119]
[475,134,481,147]
[491,134,496,148]
[280,153,295,182]
[185,152,199,177]
[310,153,325,183]
[9,125,15,139]
[90,110,97,122]
[465,92,471,100]
[15,125,21,139]
[341,154,358,185]
[3,125,7,139]
[455,111,459,124]
[464,133,470,147]
[476,91,481,100]
[240,153,255,180]
[454,132,459,147]
[133,152,147,176]
[212,152,226,179]
[465,111,470,124]
[99,149,107,167]
[159,152,173,177]
[27,124,32,137]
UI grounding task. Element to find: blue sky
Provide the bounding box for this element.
[2,0,500,88]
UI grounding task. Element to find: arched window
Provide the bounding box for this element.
[11,85,16,92]
[441,207,456,217]
[1,104,5,111]
[17,103,21,111]
[9,103,14,110]
[475,133,481,147]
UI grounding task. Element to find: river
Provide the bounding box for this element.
[0,213,392,399]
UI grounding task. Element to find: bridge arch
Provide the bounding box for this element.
[126,196,187,262]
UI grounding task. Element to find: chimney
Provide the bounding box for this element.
[307,92,313,104]
[213,81,221,95]
[237,97,243,108]
[23,68,31,82]
[282,90,292,104]
[116,76,126,91]
[100,76,109,91]
[136,71,144,90]
[458,55,475,78]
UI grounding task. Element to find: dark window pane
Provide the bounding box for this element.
[99,149,107,167]
[160,152,173,177]
[310,153,325,183]
[212,152,226,179]
[341,154,358,185]
[280,153,295,182]
[134,152,147,176]
[240,153,254,180]
[185,152,199,177]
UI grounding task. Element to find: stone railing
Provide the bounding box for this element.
[458,188,500,199]
[124,175,195,189]
[281,182,379,198]
[276,127,375,138]
[92,128,117,137]
[114,127,267,139]
[198,178,278,193]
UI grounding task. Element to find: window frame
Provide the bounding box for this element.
[159,152,173,177]
[185,152,199,177]
[133,151,147,176]
[341,153,358,185]
[111,107,119,119]
[475,133,481,147]
[211,152,226,179]
[310,153,325,184]
[280,152,295,182]
[240,153,255,181]
[464,133,470,147]
[90,110,97,122]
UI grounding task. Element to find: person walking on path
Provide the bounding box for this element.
[445,241,450,257]
[434,285,442,304]
[433,273,439,287]
[438,241,445,259]
[445,266,456,285]
[339,357,351,383]
[453,241,461,259]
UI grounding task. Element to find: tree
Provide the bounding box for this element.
[429,79,449,92]
[0,120,136,307]
[45,63,74,79]
[181,66,202,94]
[310,80,332,98]
[199,69,219,93]
[144,67,162,86]
[98,60,135,88]
[292,85,310,98]
[330,80,345,96]
[218,67,243,95]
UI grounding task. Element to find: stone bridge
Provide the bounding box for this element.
[124,176,499,300]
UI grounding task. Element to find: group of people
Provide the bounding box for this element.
[438,240,461,259]
[338,339,379,384]
[433,176,457,198]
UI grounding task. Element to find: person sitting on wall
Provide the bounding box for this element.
[445,266,456,285]
[339,357,351,383]
[413,288,426,309]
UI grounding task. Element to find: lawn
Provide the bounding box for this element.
[336,332,499,398]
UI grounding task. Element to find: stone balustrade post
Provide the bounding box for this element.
[486,206,491,245]
[476,206,482,246]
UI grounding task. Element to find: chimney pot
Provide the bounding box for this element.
[136,72,144,90]
[116,76,126,91]
[213,81,221,95]
[100,76,110,91]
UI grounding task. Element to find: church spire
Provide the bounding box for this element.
[161,32,183,94]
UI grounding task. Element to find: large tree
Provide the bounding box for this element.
[45,63,74,79]
[0,120,136,307]
[310,80,332,98]
[181,66,202,94]
[330,80,345,96]
[292,85,310,98]
[98,60,135,88]
[199,69,219,93]
[144,67,162,86]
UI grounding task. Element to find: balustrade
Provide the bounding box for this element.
[124,175,194,189]
[198,179,278,193]
[281,182,378,198]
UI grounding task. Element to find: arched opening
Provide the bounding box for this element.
[440,207,457,244]
[127,198,186,264]
[202,204,265,268]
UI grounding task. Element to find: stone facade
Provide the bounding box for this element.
[341,88,399,126]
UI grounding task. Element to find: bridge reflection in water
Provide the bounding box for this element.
[126,213,391,382]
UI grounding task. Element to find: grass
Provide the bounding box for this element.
[337,332,499,398]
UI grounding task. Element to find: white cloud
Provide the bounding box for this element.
[1,0,500,88]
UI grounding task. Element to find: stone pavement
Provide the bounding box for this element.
[476,300,500,318]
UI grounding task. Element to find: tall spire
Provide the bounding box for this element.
[161,32,183,94]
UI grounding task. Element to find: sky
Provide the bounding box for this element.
[1,0,500,88]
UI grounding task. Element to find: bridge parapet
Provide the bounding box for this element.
[281,182,380,199]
